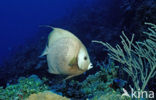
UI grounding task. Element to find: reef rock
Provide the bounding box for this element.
[26,91,70,100]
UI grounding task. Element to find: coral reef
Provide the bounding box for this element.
[80,61,119,97]
[50,60,128,99]
[0,75,49,100]
[26,91,70,100]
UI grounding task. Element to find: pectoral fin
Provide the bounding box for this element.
[68,57,77,67]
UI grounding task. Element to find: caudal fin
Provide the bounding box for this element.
[39,46,49,57]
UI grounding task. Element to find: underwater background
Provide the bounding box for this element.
[0,0,156,100]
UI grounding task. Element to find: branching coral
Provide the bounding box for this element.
[92,23,156,91]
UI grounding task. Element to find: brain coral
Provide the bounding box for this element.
[25,91,70,100]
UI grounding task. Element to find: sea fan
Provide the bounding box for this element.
[92,23,156,91]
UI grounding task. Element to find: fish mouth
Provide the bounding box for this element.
[88,63,93,70]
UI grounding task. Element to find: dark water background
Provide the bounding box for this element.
[0,0,98,64]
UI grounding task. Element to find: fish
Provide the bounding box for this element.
[40,26,93,79]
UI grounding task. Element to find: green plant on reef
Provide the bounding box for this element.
[92,23,156,91]
[0,75,49,100]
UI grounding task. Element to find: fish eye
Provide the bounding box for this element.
[84,56,87,60]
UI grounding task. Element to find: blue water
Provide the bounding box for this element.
[0,0,95,64]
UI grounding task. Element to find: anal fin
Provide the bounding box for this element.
[64,75,76,80]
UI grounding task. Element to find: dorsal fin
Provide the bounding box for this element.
[39,25,54,30]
